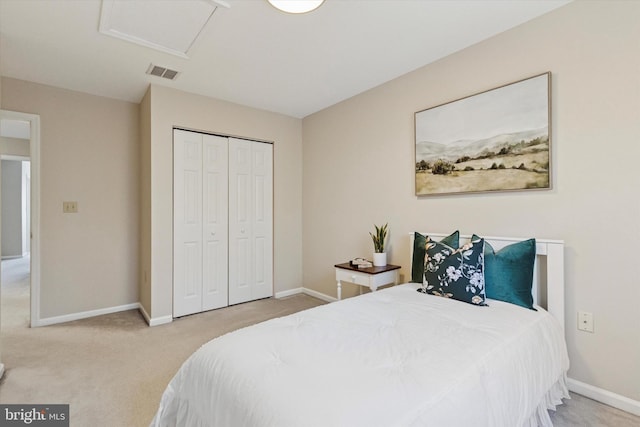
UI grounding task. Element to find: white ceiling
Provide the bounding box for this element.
[0,0,571,118]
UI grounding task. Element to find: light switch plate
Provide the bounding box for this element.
[63,201,78,213]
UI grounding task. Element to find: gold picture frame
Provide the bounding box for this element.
[415,72,551,196]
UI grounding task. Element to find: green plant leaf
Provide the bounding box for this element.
[370,223,389,253]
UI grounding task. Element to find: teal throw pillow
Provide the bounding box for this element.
[411,231,459,283]
[418,236,486,306]
[473,235,536,310]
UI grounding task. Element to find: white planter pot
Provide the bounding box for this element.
[373,252,387,267]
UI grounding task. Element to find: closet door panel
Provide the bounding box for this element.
[229,139,253,305]
[252,143,273,300]
[202,135,229,311]
[173,130,204,317]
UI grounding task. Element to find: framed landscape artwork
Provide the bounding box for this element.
[415,72,551,196]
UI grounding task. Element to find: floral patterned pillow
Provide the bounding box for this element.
[418,236,486,306]
[411,231,459,283]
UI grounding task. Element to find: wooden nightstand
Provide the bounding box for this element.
[334,262,401,300]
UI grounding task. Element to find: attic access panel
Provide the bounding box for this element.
[99,0,227,58]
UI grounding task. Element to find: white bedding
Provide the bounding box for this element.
[152,283,569,427]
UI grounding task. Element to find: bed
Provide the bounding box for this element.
[151,233,570,427]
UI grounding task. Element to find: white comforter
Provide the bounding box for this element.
[152,283,569,427]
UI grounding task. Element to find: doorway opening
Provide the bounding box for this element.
[0,110,41,329]
[1,157,30,329]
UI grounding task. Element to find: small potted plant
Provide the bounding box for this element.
[370,223,388,267]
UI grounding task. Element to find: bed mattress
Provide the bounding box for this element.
[151,283,569,427]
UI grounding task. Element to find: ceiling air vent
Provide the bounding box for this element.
[146,64,180,80]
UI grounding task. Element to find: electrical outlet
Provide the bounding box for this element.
[578,311,594,333]
[63,201,78,213]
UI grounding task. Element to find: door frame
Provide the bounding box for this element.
[0,109,41,327]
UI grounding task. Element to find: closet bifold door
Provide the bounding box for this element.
[228,138,273,305]
[173,130,229,317]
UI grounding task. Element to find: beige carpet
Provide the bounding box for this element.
[1,258,639,426]
[0,262,325,425]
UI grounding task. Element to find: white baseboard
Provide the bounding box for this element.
[302,287,336,302]
[274,287,304,298]
[36,302,141,327]
[568,378,640,416]
[275,287,337,303]
[137,303,173,327]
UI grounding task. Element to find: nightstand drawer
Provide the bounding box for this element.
[334,262,401,301]
[336,269,370,286]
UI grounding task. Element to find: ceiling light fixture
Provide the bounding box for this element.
[267,0,324,14]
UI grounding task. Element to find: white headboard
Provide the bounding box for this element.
[410,233,565,330]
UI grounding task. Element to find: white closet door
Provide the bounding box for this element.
[174,130,204,317]
[251,141,273,300]
[228,138,273,305]
[202,134,229,311]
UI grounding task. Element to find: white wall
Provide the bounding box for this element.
[0,160,29,257]
[139,89,151,316]
[141,85,303,320]
[0,137,29,157]
[1,78,140,319]
[303,1,640,403]
[1,159,24,257]
[22,161,30,254]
